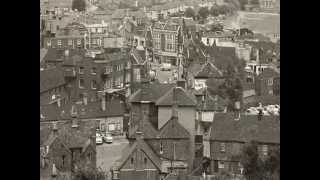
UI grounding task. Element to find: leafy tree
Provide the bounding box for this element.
[72,0,86,12]
[184,7,195,18]
[198,7,209,19]
[74,167,105,180]
[210,5,220,17]
[240,141,263,179]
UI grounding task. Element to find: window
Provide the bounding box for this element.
[47,40,52,47]
[262,145,268,156]
[160,142,163,154]
[91,80,97,89]
[134,68,141,82]
[218,161,224,169]
[77,39,81,46]
[56,25,59,30]
[68,39,73,46]
[144,157,147,164]
[57,40,62,46]
[220,143,226,153]
[91,67,97,75]
[79,78,85,89]
[269,90,273,95]
[267,78,273,86]
[131,157,134,164]
[79,67,84,74]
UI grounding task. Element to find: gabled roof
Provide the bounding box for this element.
[159,117,190,139]
[156,87,197,107]
[116,137,162,171]
[210,113,280,144]
[40,99,125,121]
[194,61,223,79]
[40,67,66,93]
[129,83,175,103]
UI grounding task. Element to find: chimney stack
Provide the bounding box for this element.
[172,87,179,119]
[83,93,88,105]
[52,122,58,133]
[177,80,186,89]
[56,94,61,107]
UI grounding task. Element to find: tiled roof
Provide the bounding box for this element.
[40,67,66,93]
[129,82,175,103]
[40,120,95,150]
[40,99,125,121]
[257,68,280,79]
[156,87,197,107]
[116,137,162,171]
[210,113,280,144]
[194,62,223,78]
[159,117,190,139]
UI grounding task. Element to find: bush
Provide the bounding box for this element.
[72,0,86,12]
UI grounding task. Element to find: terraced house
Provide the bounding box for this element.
[152,20,184,65]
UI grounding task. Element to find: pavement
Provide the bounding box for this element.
[96,137,129,175]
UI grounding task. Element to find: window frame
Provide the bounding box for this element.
[91,80,97,90]
[262,145,268,156]
[91,67,97,75]
[79,67,84,74]
[57,39,62,46]
[218,161,224,169]
[79,78,85,89]
[220,142,226,153]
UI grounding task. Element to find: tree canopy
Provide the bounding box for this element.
[184,7,195,18]
[198,7,209,19]
[72,0,86,12]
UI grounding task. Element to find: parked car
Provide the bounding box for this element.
[103,133,113,144]
[96,133,103,145]
[161,63,171,71]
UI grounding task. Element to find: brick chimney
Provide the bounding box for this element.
[52,122,58,134]
[83,92,88,105]
[172,87,179,119]
[177,80,186,89]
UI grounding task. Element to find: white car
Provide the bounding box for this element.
[96,133,103,145]
[161,63,171,71]
[103,133,113,144]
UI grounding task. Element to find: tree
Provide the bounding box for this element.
[184,7,195,18]
[240,141,263,179]
[72,0,86,12]
[198,7,209,19]
[209,6,220,17]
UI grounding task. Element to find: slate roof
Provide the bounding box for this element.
[194,61,223,79]
[257,68,280,79]
[159,117,190,139]
[40,67,66,93]
[40,120,95,150]
[129,83,175,103]
[40,99,125,121]
[210,113,280,144]
[115,137,162,171]
[155,87,197,107]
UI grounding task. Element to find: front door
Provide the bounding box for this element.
[214,160,219,173]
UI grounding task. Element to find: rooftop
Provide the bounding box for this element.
[210,113,280,144]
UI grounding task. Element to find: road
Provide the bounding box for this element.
[152,64,182,84]
[96,137,129,174]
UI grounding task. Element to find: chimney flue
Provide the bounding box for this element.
[172,87,179,119]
